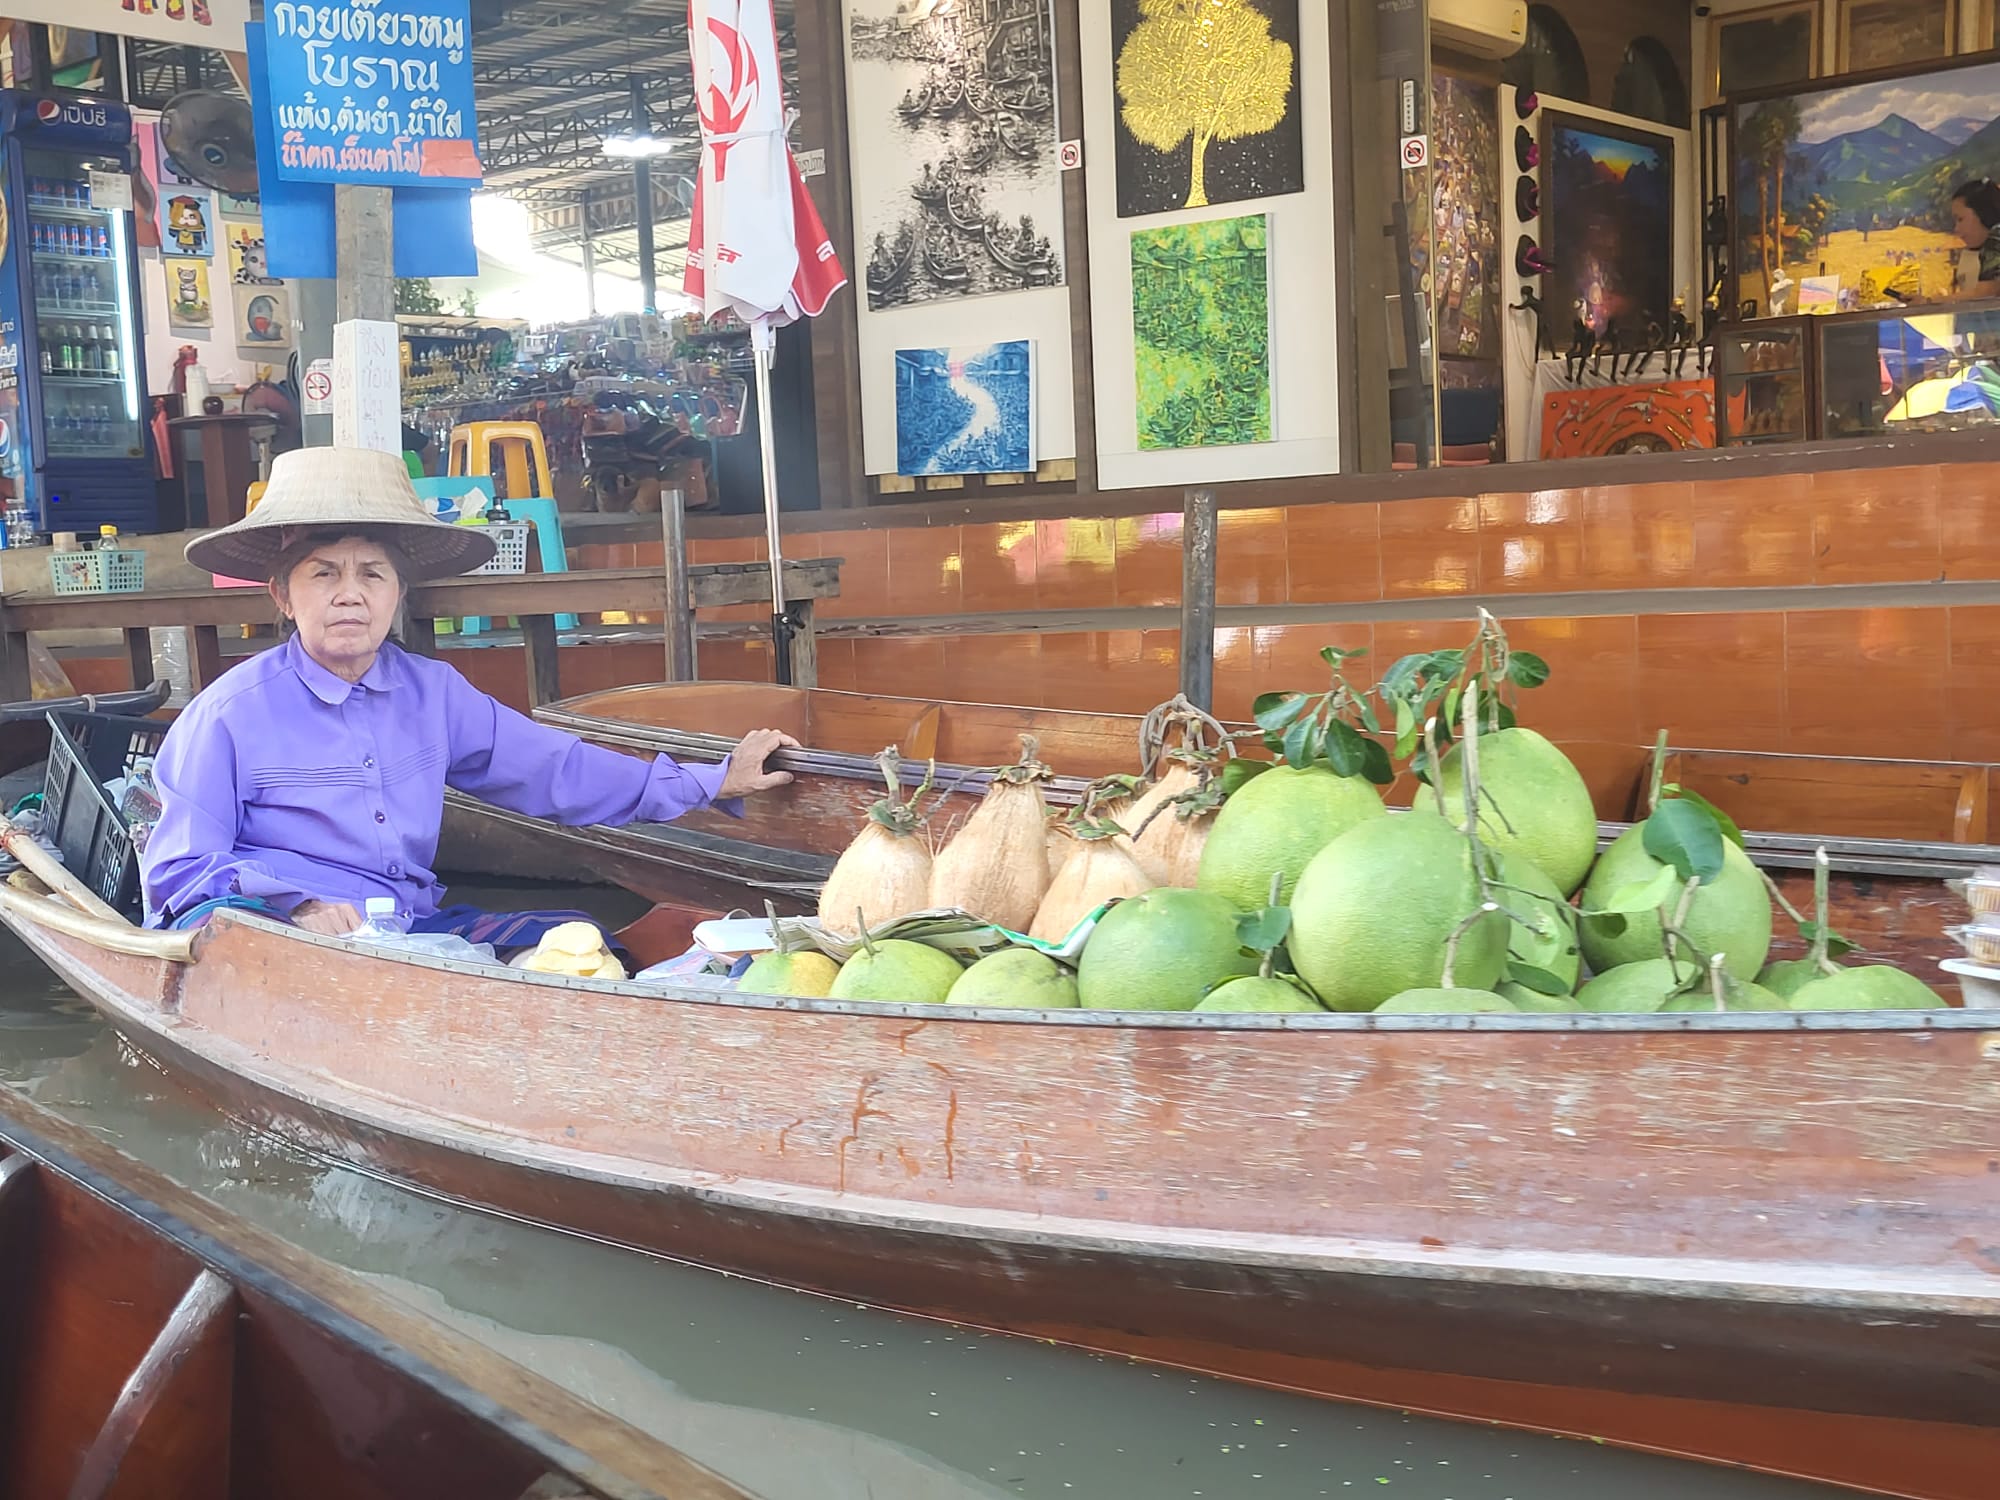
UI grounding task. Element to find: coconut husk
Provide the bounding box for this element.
[819,748,936,938]
[929,735,1053,931]
[1131,762,1224,887]
[1029,836,1150,943]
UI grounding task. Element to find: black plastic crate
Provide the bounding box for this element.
[43,709,168,918]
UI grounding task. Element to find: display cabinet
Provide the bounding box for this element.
[1715,317,1813,447]
[1816,299,2000,441]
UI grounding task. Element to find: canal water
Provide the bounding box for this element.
[0,909,1859,1500]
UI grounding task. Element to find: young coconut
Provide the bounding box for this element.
[929,735,1055,931]
[817,748,936,939]
[1029,777,1153,944]
[1128,697,1230,886]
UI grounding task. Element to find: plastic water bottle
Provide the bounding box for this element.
[349,897,408,942]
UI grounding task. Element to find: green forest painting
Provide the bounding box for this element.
[1130,215,1272,449]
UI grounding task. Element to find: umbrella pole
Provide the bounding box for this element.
[751,317,793,685]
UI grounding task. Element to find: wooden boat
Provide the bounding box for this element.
[2,816,1996,1500]
[0,1081,750,1499]
[442,682,1991,976]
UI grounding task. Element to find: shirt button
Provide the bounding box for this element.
[364,757,375,769]
[374,811,386,823]
[388,863,401,876]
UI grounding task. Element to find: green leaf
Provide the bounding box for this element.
[1508,651,1551,690]
[1319,645,1364,666]
[1591,911,1630,936]
[1281,715,1318,769]
[1661,787,1744,848]
[1359,736,1396,787]
[1379,654,1427,699]
[1507,962,1573,997]
[1643,797,1727,884]
[1324,720,1369,779]
[1253,691,1312,736]
[1443,685,1464,732]
[1591,866,1682,915]
[1393,698,1418,761]
[1799,921,1861,958]
[1356,699,1382,734]
[1237,906,1293,954]
[1220,759,1271,798]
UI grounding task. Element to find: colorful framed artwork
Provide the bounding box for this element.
[1708,2,1818,103]
[1539,112,1676,339]
[233,281,291,352]
[1731,55,2000,316]
[1838,0,1956,73]
[893,341,1036,475]
[1129,214,1272,449]
[166,259,212,332]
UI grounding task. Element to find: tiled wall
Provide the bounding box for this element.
[577,461,1999,760]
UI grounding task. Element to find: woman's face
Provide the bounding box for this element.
[1952,198,1989,249]
[271,537,402,679]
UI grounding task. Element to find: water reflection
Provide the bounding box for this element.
[0,934,1855,1499]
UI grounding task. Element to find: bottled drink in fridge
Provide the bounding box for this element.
[99,327,119,377]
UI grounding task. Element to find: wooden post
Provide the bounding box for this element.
[522,615,561,709]
[1178,487,1217,712]
[124,628,154,693]
[660,487,697,682]
[790,598,818,689]
[0,618,30,704]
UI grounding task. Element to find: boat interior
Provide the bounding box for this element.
[0,1091,745,1500]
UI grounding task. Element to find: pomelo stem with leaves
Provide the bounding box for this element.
[1811,845,1839,976]
[856,912,878,959]
[1441,902,1501,990]
[1260,871,1283,980]
[1708,953,1729,1012]
[1645,728,1669,816]
[1661,876,1703,982]
[764,899,795,956]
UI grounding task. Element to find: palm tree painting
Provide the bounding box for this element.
[1113,0,1304,218]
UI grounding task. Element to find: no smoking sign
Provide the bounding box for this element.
[1400,134,1430,169]
[302,358,335,416]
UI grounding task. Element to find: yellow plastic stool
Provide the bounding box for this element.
[245,480,267,513]
[447,421,555,502]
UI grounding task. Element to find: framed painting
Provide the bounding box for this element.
[1709,2,1818,104]
[1129,214,1272,449]
[1838,0,1956,73]
[1539,111,1676,340]
[894,341,1036,476]
[1730,54,2000,316]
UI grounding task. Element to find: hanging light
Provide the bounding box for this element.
[601,130,684,158]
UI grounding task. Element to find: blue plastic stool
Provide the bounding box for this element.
[462,496,576,635]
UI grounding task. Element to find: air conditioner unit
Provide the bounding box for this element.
[1431,0,1528,60]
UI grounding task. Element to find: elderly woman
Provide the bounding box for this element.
[142,447,797,942]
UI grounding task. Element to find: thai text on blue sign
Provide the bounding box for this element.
[265,0,481,187]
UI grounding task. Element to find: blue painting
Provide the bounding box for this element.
[894,341,1036,476]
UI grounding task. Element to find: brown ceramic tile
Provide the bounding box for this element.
[695,639,764,682]
[1216,507,1288,605]
[1119,630,1186,714]
[958,520,1039,612]
[810,637,857,694]
[1635,612,1786,752]
[1286,502,1382,605]
[1947,607,2000,762]
[1255,622,1375,700]
[1040,631,1119,710]
[1940,468,2000,581]
[1499,615,1641,745]
[1036,518,1117,609]
[1784,607,1948,759]
[886,525,965,616]
[939,634,1044,709]
[1812,465,1941,585]
[816,527,888,620]
[1112,512,1184,608]
[1477,488,1584,594]
[1380,494,1479,597]
[1690,471,1813,588]
[1581,483,1696,592]
[1211,626,1259,723]
[849,636,950,697]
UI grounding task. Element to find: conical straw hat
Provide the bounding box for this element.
[184,446,497,582]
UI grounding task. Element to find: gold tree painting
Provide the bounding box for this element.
[1114,0,1303,217]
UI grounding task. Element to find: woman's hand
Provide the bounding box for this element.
[292,899,363,936]
[718,728,801,800]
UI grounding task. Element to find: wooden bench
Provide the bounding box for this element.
[1661,748,1993,845]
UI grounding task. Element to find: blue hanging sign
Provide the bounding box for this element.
[264,0,481,187]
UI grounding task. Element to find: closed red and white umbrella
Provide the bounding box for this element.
[686,0,847,682]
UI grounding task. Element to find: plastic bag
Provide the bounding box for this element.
[149,628,194,706]
[26,637,74,700]
[351,931,500,966]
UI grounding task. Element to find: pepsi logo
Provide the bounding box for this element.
[33,100,58,123]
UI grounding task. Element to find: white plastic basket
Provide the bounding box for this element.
[467,522,530,576]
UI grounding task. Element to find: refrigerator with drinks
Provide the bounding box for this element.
[0,91,154,541]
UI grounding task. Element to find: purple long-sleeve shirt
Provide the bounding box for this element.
[141,636,734,925]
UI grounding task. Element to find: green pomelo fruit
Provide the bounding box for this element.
[1376,988,1517,1014]
[739,949,840,999]
[1575,957,1701,1013]
[827,940,962,1004]
[1196,764,1385,910]
[1194,976,1326,1013]
[1427,728,1599,894]
[1077,887,1257,1011]
[1577,825,1772,980]
[946,948,1079,1009]
[1757,957,1839,1000]
[1497,981,1583,1012]
[1289,811,1508,1013]
[1495,851,1580,992]
[1788,966,1940,1011]
[1659,979,1789,1012]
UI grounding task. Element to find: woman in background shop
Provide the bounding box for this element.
[1950,179,2000,300]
